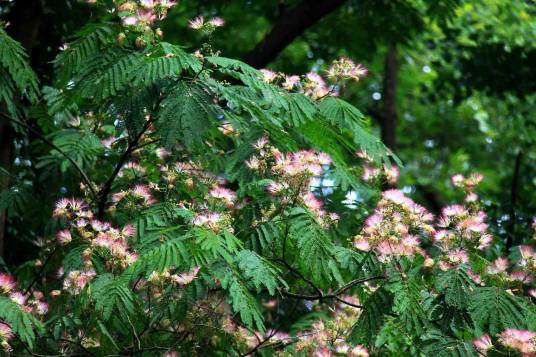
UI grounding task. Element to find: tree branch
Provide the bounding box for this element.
[0,113,98,201]
[242,0,348,68]
[97,118,154,219]
[281,275,384,302]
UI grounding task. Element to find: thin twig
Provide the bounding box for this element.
[23,245,59,295]
[0,112,98,201]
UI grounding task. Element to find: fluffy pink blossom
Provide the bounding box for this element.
[56,230,72,245]
[133,184,154,202]
[282,75,300,90]
[172,266,200,285]
[473,334,493,352]
[260,69,277,83]
[156,147,170,160]
[209,186,237,207]
[499,329,536,354]
[349,345,369,357]
[63,269,96,295]
[451,174,465,187]
[252,136,269,150]
[9,292,27,306]
[188,16,205,29]
[0,273,16,293]
[266,181,288,196]
[327,57,368,81]
[208,17,225,27]
[0,322,13,341]
[122,16,138,26]
[487,257,509,275]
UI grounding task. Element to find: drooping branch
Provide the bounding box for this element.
[242,0,348,68]
[0,113,98,201]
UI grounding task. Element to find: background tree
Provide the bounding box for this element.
[0,0,535,356]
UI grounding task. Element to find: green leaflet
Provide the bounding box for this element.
[469,286,533,334]
[0,296,43,349]
[157,81,217,149]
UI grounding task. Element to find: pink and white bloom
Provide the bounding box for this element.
[499,329,536,354]
[0,273,16,293]
[473,334,493,352]
[188,16,205,29]
[56,230,72,245]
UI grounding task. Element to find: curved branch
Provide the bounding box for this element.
[0,112,98,201]
[242,0,348,68]
[281,275,384,303]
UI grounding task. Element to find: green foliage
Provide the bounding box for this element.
[469,286,531,335]
[422,330,477,357]
[349,287,393,345]
[0,297,43,348]
[435,266,476,308]
[91,274,138,321]
[0,26,38,116]
[318,97,395,165]
[158,81,217,149]
[236,250,285,295]
[1,1,535,356]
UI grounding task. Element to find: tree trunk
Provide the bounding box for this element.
[0,0,43,258]
[243,0,348,68]
[380,43,398,151]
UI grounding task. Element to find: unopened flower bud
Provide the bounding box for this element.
[155,28,163,39]
[135,37,146,49]
[116,32,127,45]
[118,2,136,12]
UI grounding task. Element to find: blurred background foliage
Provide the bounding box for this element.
[0,0,535,264]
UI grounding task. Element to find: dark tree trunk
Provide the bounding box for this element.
[0,0,43,257]
[380,43,398,151]
[506,151,523,251]
[243,0,348,68]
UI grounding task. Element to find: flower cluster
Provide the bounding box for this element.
[429,174,493,271]
[111,184,156,208]
[499,329,536,355]
[358,151,399,186]
[53,198,139,285]
[327,57,368,82]
[230,297,369,356]
[485,244,535,290]
[246,137,337,225]
[259,58,367,100]
[188,16,225,32]
[61,269,97,295]
[192,211,234,233]
[144,266,200,298]
[451,173,484,192]
[473,329,536,355]
[353,189,434,261]
[0,273,48,352]
[117,0,177,28]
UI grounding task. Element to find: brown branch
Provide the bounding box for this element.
[97,118,154,219]
[281,275,384,302]
[242,0,348,68]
